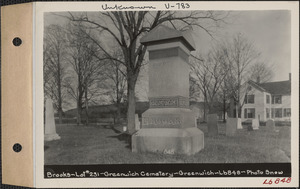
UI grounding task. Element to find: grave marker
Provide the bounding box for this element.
[252,119,259,130]
[226,118,237,136]
[45,99,61,141]
[132,25,204,155]
[266,119,275,130]
[207,114,218,136]
[135,114,140,131]
[237,118,243,129]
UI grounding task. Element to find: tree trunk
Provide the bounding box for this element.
[85,87,89,126]
[126,77,137,134]
[77,109,81,125]
[116,102,121,124]
[85,103,89,126]
[57,51,63,124]
[203,101,207,122]
[223,97,226,123]
[58,108,63,124]
[77,100,82,125]
[116,64,121,125]
[235,104,239,118]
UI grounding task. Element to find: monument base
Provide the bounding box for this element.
[45,133,61,141]
[132,127,204,155]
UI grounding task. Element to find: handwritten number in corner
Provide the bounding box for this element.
[263,178,291,185]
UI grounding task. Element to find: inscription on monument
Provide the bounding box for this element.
[179,98,189,107]
[150,98,177,107]
[149,96,189,108]
[142,116,182,128]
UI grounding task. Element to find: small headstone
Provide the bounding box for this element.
[226,118,237,136]
[45,99,61,141]
[237,118,243,129]
[252,119,259,130]
[266,119,275,130]
[207,114,218,136]
[135,114,140,131]
[247,125,253,131]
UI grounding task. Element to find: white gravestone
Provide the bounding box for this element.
[252,119,259,130]
[45,99,61,141]
[135,114,141,131]
[237,118,243,129]
[191,107,200,127]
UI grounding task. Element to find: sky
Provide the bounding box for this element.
[45,10,291,82]
[192,10,291,82]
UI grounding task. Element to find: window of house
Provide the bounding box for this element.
[266,108,270,118]
[232,109,241,118]
[272,95,282,104]
[266,95,270,104]
[284,108,291,117]
[244,108,255,119]
[245,95,255,104]
[275,108,282,118]
[271,108,274,118]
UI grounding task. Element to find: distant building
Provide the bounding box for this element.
[190,101,226,122]
[242,75,291,122]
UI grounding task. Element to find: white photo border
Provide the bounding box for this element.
[35,1,299,188]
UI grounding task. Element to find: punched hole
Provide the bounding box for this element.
[12,37,22,46]
[13,143,22,153]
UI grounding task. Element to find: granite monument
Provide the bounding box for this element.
[132,25,204,155]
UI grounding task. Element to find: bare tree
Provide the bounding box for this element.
[102,49,127,125]
[189,75,201,102]
[65,22,105,125]
[65,11,229,134]
[44,24,68,124]
[216,79,232,122]
[223,33,260,118]
[190,47,229,120]
[248,61,274,83]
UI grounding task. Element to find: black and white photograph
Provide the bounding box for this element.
[1,1,299,188]
[40,2,297,185]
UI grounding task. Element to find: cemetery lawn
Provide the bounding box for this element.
[44,123,291,165]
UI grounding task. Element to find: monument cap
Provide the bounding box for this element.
[141,25,196,51]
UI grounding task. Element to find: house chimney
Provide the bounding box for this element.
[289,73,291,81]
[256,76,260,83]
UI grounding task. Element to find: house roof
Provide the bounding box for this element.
[140,25,196,51]
[248,80,291,95]
[248,80,267,92]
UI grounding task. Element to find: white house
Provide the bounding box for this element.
[241,77,291,122]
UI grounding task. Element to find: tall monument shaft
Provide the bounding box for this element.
[132,25,204,155]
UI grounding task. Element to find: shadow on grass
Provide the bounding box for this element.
[111,126,122,134]
[44,145,49,151]
[108,127,132,149]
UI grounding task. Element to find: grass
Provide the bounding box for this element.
[44,123,291,165]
